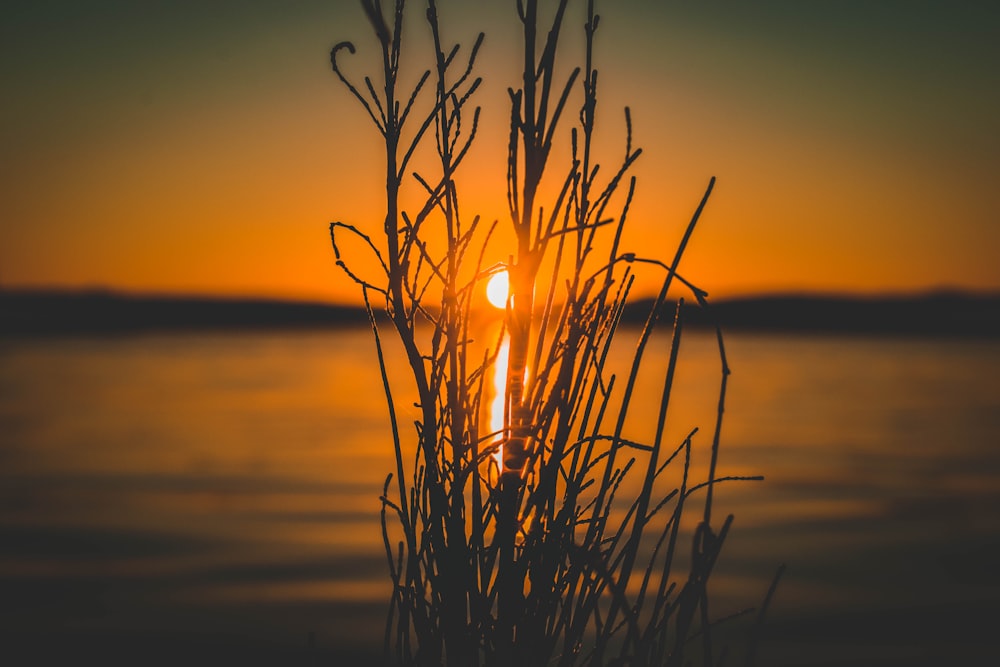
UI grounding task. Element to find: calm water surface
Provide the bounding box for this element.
[1,328,998,665]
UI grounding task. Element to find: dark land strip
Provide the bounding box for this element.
[2,289,998,337]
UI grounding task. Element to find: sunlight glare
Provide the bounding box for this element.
[491,338,509,468]
[486,271,509,310]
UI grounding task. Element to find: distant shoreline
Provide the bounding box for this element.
[624,292,1000,337]
[1,289,998,337]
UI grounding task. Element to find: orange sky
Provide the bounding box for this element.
[2,1,998,304]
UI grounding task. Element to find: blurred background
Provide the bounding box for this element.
[2,1,998,665]
[3,0,998,300]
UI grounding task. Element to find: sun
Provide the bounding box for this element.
[486,271,509,310]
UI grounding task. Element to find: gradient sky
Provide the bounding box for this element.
[2,1,998,303]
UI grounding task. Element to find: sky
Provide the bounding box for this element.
[2,0,998,303]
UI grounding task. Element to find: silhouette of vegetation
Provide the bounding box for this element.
[329,1,782,664]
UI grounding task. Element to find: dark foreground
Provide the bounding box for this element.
[2,316,998,666]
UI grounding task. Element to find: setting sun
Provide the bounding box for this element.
[486,271,509,310]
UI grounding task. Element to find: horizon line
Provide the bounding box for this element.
[3,283,999,308]
[3,285,997,338]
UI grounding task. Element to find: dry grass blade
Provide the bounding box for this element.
[329,1,777,665]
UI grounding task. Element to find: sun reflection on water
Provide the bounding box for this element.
[490,337,509,468]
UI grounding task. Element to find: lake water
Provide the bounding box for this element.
[1,328,998,665]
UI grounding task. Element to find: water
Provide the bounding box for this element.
[1,328,998,665]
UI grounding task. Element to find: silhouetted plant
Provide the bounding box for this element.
[329,1,781,665]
